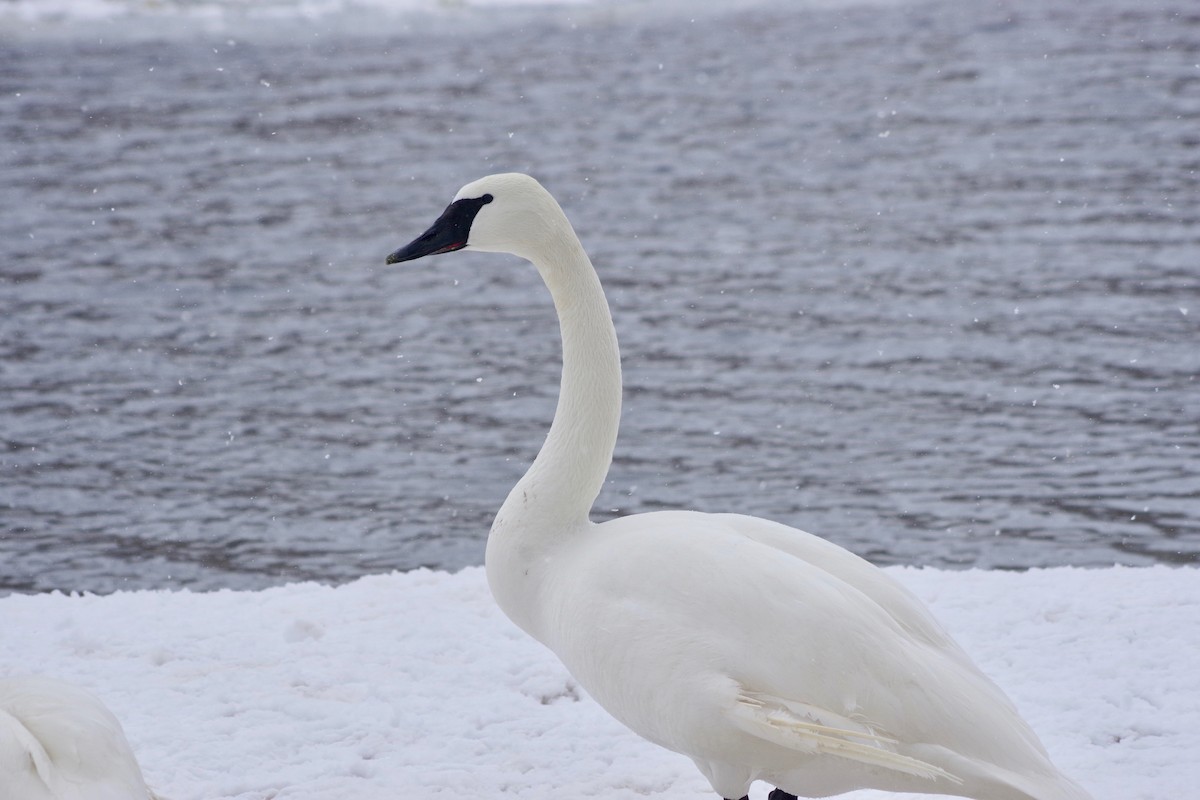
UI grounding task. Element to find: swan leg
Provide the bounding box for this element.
[768,791,798,800]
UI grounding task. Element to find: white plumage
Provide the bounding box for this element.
[0,675,157,800]
[386,173,1092,800]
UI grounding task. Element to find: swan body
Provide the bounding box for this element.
[0,676,157,800]
[386,173,1092,800]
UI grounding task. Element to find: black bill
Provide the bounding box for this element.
[386,193,493,265]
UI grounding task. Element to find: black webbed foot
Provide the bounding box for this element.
[768,790,798,800]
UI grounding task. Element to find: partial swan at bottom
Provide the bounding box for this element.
[0,676,160,800]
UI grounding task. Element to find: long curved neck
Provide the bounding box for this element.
[487,223,621,634]
[507,233,621,530]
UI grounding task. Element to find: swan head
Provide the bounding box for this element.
[386,173,565,265]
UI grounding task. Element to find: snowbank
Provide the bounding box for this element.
[2,565,1196,799]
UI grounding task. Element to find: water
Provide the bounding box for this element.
[2,0,1198,594]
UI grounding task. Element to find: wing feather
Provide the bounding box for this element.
[729,689,962,785]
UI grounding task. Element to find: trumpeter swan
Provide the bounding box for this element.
[0,675,159,800]
[385,173,1092,800]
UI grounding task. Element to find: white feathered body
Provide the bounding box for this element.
[0,676,155,800]
[502,510,1089,800]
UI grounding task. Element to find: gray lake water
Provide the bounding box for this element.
[2,0,1198,594]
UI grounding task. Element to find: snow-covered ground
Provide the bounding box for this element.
[3,565,1196,799]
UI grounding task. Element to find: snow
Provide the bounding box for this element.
[2,565,1196,800]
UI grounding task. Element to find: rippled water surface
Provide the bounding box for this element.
[2,0,1198,593]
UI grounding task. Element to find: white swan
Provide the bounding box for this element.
[386,173,1092,800]
[0,676,159,800]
